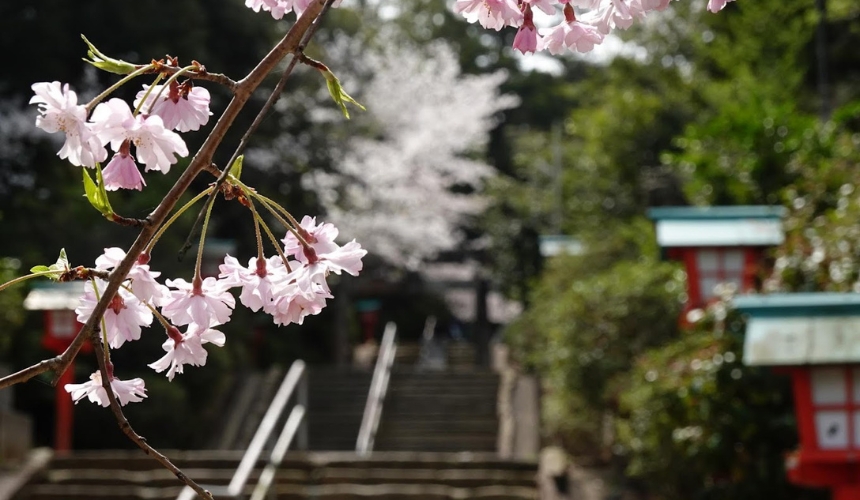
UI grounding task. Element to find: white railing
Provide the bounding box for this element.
[355,322,397,456]
[176,360,307,500]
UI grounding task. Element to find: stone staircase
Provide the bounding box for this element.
[306,367,372,451]
[12,341,535,500]
[373,340,499,453]
[11,450,537,500]
[375,370,499,453]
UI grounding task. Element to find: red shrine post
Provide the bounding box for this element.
[735,293,860,500]
[647,206,786,313]
[23,282,90,452]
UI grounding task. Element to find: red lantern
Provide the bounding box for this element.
[649,206,785,313]
[736,293,860,500]
[24,282,92,453]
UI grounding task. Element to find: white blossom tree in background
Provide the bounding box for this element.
[304,35,518,268]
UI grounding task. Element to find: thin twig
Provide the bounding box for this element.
[154,66,238,93]
[110,214,151,228]
[91,335,215,500]
[0,358,62,390]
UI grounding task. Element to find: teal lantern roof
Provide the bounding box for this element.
[733,293,860,366]
[647,205,786,248]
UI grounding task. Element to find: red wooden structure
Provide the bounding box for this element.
[736,293,860,500]
[24,282,91,452]
[648,206,785,312]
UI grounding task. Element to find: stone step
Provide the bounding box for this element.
[377,425,499,437]
[41,450,248,471]
[373,435,498,453]
[383,401,497,415]
[273,483,537,500]
[41,450,534,471]
[307,467,534,488]
[388,371,498,382]
[18,483,537,500]
[15,452,537,500]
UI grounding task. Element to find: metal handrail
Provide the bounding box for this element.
[356,322,397,455]
[176,360,307,500]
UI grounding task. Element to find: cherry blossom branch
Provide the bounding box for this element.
[0,0,331,391]
[154,64,238,93]
[90,334,214,500]
[109,214,151,228]
[0,358,64,390]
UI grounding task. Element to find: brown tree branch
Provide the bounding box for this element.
[0,358,62,389]
[154,66,238,93]
[91,336,214,500]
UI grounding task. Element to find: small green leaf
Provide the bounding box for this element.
[81,34,136,75]
[31,249,70,281]
[228,155,244,182]
[83,165,114,218]
[322,70,365,119]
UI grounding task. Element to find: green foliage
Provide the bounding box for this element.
[615,308,822,500]
[322,69,366,119]
[668,91,815,205]
[30,248,70,280]
[81,34,136,75]
[505,220,684,453]
[766,110,860,292]
[82,165,115,218]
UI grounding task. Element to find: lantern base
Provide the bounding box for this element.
[787,450,860,490]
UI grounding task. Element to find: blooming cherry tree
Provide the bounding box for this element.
[306,38,518,267]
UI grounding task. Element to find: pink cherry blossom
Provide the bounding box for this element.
[525,0,558,15]
[281,221,366,298]
[76,278,153,349]
[564,22,605,52]
[270,280,331,326]
[102,149,145,191]
[94,247,170,306]
[219,255,290,313]
[707,0,734,12]
[539,4,605,54]
[64,370,147,407]
[162,277,236,327]
[539,24,571,55]
[583,0,643,34]
[148,324,226,380]
[90,98,188,174]
[244,0,335,19]
[282,216,367,275]
[30,82,106,167]
[310,240,367,278]
[282,216,340,261]
[134,82,212,133]
[453,0,523,30]
[513,6,539,54]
